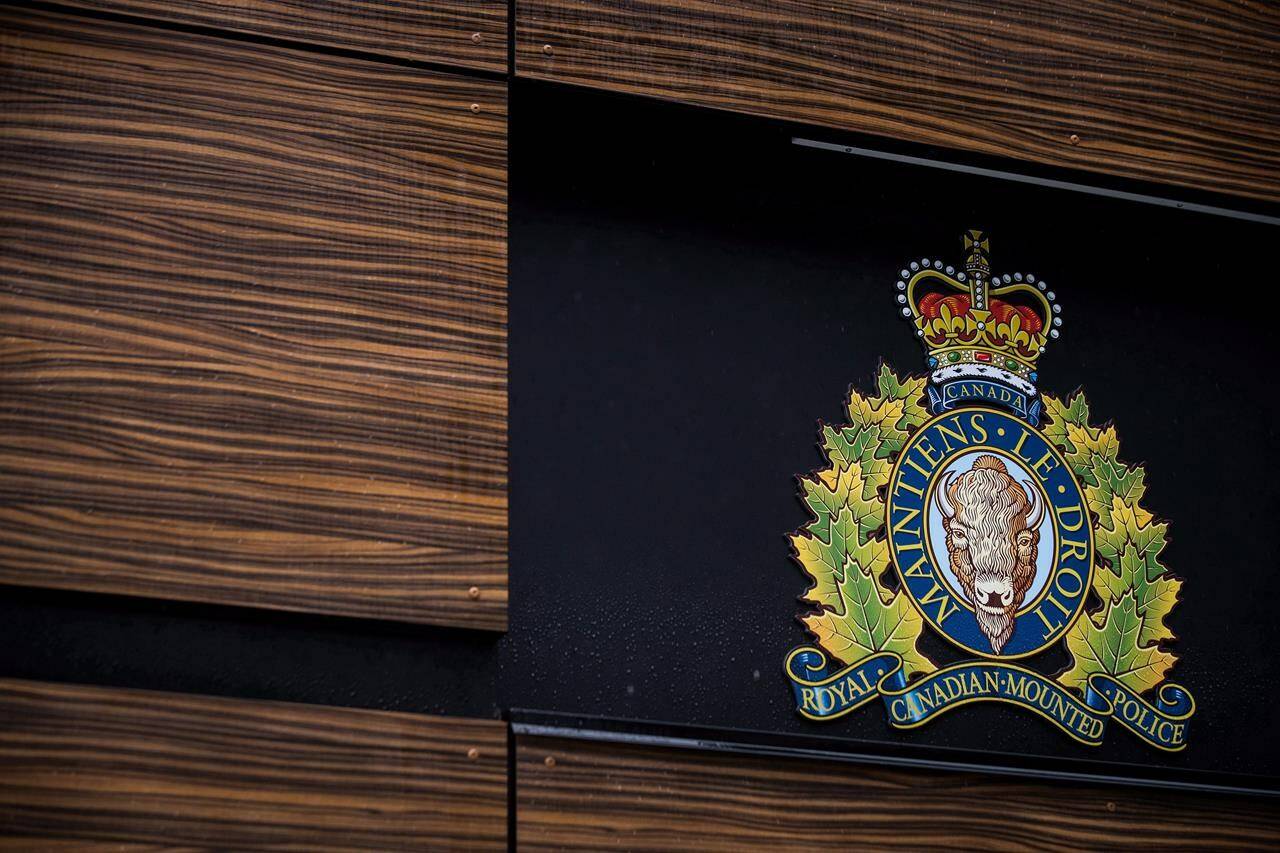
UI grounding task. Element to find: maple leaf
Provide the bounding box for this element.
[876,366,929,432]
[1084,455,1146,528]
[794,499,888,612]
[799,462,859,536]
[1093,498,1179,645]
[793,366,933,674]
[1042,392,1183,694]
[1041,393,1090,450]
[1094,543,1182,645]
[821,423,883,471]
[1060,591,1176,694]
[803,555,934,678]
[848,393,909,452]
[1064,422,1120,479]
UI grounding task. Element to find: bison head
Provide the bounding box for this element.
[934,454,1043,654]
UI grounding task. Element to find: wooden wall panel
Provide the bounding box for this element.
[516,735,1280,850]
[0,678,507,850]
[516,0,1280,203]
[59,0,508,72]
[0,9,508,630]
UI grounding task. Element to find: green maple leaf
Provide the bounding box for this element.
[1064,422,1120,479]
[876,366,929,431]
[794,499,887,611]
[1085,455,1146,522]
[1061,591,1176,693]
[1041,393,1090,450]
[804,556,934,678]
[799,463,858,538]
[1095,499,1167,567]
[1043,392,1184,695]
[848,393,909,453]
[875,364,914,400]
[793,367,933,674]
[821,424,882,471]
[1095,543,1181,644]
[1093,498,1179,644]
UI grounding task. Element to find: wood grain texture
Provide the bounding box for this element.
[0,678,507,850]
[0,9,508,630]
[516,735,1280,851]
[57,0,508,72]
[517,0,1280,203]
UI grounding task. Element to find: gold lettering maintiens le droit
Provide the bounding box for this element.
[888,413,990,626]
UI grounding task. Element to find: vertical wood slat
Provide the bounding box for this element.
[516,0,1280,203]
[516,734,1280,851]
[0,8,509,630]
[0,678,507,850]
[57,0,509,72]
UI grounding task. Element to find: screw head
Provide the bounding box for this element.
[469,103,481,114]
[468,586,481,599]
[1069,134,1081,145]
[544,756,557,768]
[542,43,554,55]
[467,748,480,760]
[471,32,483,43]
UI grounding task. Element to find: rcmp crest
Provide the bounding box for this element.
[783,231,1195,751]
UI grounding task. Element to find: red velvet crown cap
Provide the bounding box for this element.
[917,291,1043,335]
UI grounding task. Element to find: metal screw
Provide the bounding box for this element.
[471,32,483,43]
[544,756,557,768]
[542,43,554,55]
[1069,134,1081,145]
[468,586,480,599]
[1106,801,1116,812]
[467,747,480,760]
[469,103,481,114]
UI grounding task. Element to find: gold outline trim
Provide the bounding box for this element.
[906,268,1051,366]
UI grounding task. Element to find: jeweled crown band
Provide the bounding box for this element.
[896,231,1063,416]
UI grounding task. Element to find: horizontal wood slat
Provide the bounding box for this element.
[516,735,1280,850]
[58,0,508,72]
[516,0,1280,203]
[0,678,507,850]
[0,9,508,630]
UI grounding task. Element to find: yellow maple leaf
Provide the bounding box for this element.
[792,367,933,672]
[803,556,934,677]
[1061,592,1176,693]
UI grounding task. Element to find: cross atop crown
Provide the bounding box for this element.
[893,230,1063,425]
[963,229,991,310]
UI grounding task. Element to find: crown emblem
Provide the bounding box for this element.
[896,230,1061,424]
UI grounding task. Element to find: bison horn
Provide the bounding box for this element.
[934,472,956,519]
[1023,479,1045,530]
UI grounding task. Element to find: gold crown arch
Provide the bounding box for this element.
[898,231,1060,396]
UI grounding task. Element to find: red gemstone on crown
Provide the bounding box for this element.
[975,352,992,362]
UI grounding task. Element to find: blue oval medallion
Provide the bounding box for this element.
[886,407,1094,659]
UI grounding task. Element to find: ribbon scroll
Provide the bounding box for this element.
[786,647,1193,751]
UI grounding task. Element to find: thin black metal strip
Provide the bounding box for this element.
[510,712,1280,799]
[792,137,1280,228]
